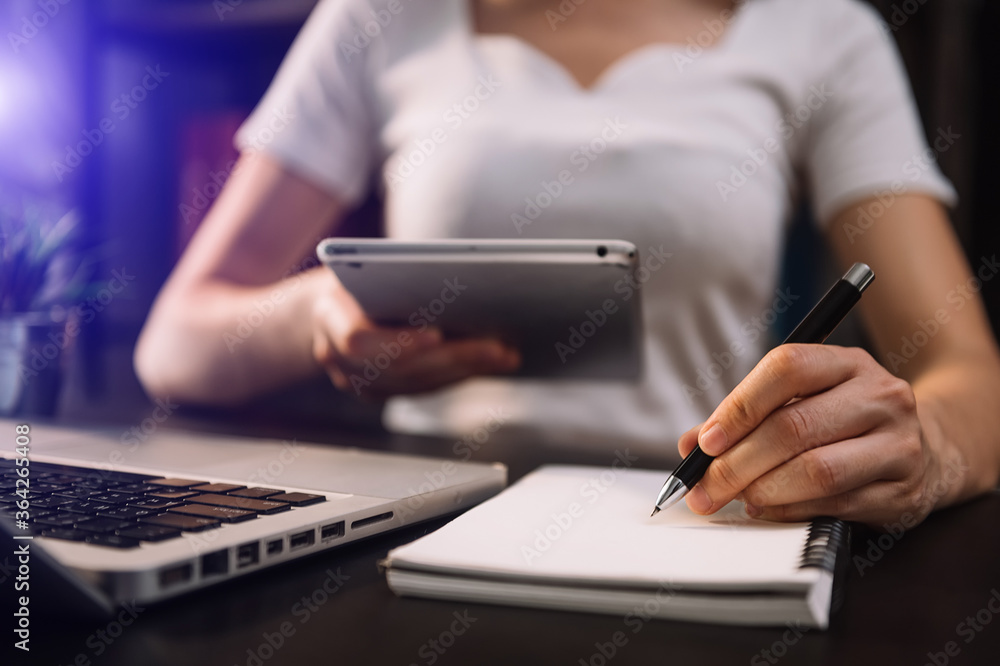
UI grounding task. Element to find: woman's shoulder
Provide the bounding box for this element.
[750,0,888,38]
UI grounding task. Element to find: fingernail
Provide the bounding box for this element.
[699,424,727,455]
[687,486,712,513]
[745,503,762,518]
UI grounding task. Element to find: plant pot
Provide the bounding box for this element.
[0,313,68,417]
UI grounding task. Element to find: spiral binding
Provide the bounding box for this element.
[797,517,846,573]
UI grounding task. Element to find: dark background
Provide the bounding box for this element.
[0,0,996,427]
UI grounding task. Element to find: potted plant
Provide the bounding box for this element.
[0,196,92,417]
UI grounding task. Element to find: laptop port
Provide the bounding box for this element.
[201,550,229,577]
[159,563,193,589]
[290,529,315,550]
[320,521,344,541]
[351,512,393,529]
[266,539,283,556]
[237,542,260,569]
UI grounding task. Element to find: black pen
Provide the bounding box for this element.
[650,262,875,516]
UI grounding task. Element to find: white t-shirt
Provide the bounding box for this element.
[236,0,956,454]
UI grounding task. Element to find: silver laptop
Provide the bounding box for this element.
[0,420,505,612]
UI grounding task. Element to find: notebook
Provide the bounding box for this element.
[383,466,848,629]
[0,419,506,615]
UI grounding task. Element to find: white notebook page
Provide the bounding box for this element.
[389,466,818,590]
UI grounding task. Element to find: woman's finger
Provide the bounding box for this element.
[688,378,884,513]
[741,431,916,509]
[696,345,867,457]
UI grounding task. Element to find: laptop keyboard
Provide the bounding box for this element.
[0,459,326,549]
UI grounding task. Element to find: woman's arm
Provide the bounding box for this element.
[826,194,1000,506]
[135,152,518,405]
[135,152,345,404]
[677,194,1000,527]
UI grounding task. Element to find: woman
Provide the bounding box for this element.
[135,0,1000,527]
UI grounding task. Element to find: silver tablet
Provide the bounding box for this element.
[316,239,643,380]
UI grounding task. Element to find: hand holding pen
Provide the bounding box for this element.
[650,263,942,527]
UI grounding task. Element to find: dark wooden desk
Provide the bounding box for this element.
[13,416,1000,666]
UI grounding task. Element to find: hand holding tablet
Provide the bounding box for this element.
[314,239,644,396]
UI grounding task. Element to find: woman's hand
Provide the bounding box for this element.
[677,344,949,528]
[311,271,520,400]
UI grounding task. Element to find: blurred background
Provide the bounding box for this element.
[0,0,996,429]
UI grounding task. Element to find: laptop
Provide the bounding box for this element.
[0,420,506,615]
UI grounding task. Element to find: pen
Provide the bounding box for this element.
[650,262,876,516]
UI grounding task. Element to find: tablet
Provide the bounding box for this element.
[316,239,643,380]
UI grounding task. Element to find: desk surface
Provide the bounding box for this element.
[11,416,1000,666]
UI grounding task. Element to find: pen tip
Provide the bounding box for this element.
[650,507,660,517]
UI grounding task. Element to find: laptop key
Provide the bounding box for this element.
[129,497,184,510]
[75,478,123,489]
[267,492,326,507]
[146,478,206,488]
[91,491,141,504]
[30,482,69,493]
[40,528,91,541]
[85,534,141,549]
[117,524,182,542]
[34,513,90,528]
[142,513,221,532]
[75,518,136,534]
[168,504,257,523]
[146,490,198,500]
[187,493,290,514]
[61,500,114,514]
[191,483,245,493]
[53,487,103,500]
[116,483,156,493]
[32,496,75,509]
[229,487,283,499]
[99,505,157,520]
